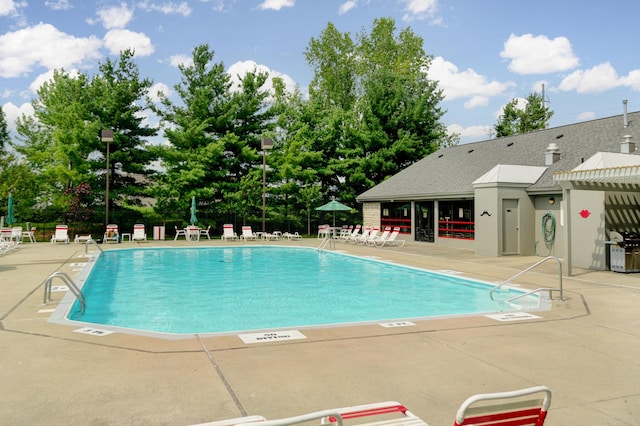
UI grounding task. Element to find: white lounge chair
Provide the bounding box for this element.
[221,224,238,241]
[340,224,361,242]
[368,226,392,246]
[103,224,120,243]
[209,401,427,426]
[74,234,93,244]
[359,227,379,245]
[283,231,302,240]
[240,226,257,240]
[132,224,147,242]
[380,227,406,247]
[50,225,70,244]
[350,226,371,244]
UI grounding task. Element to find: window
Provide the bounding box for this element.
[438,200,474,239]
[381,202,411,234]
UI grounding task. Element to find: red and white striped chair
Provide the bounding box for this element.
[50,225,69,244]
[453,385,551,426]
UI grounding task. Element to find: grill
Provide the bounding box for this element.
[609,231,640,273]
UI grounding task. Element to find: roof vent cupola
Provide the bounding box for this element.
[621,134,636,154]
[545,142,561,165]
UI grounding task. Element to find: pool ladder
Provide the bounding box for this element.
[490,256,564,303]
[318,234,335,251]
[43,271,86,314]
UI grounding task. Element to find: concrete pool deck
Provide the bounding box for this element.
[0,238,638,425]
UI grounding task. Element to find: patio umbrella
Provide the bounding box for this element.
[6,194,15,226]
[316,199,351,226]
[190,196,197,225]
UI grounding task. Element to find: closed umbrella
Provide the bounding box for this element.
[316,199,351,226]
[6,194,15,226]
[190,196,197,225]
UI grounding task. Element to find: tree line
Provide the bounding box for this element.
[0,17,550,235]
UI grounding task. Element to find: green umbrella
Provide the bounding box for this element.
[6,194,15,226]
[316,199,351,226]
[190,196,197,225]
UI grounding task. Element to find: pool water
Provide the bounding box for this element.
[68,247,539,335]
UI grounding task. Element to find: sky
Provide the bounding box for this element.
[1,0,640,145]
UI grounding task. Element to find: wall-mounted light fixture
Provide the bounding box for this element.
[548,197,555,205]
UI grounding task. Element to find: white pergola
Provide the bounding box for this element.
[554,163,640,275]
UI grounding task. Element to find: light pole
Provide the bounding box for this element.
[261,137,273,232]
[101,129,114,227]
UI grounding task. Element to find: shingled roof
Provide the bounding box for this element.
[357,110,640,202]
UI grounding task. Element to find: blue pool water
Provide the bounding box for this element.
[68,247,539,335]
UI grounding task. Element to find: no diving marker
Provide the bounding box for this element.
[238,330,307,344]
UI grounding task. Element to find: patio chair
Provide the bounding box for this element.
[453,385,552,426]
[193,415,266,426]
[240,226,257,240]
[174,225,187,240]
[132,224,147,242]
[380,227,405,247]
[283,231,302,240]
[349,226,371,244]
[340,224,361,242]
[221,401,427,426]
[74,234,93,244]
[50,225,70,244]
[368,226,392,246]
[22,226,36,243]
[359,227,379,245]
[103,224,120,243]
[10,226,23,243]
[221,224,238,241]
[317,224,331,239]
[200,225,212,240]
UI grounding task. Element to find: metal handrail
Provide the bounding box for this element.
[490,256,564,301]
[318,234,334,251]
[43,271,86,313]
[85,238,103,255]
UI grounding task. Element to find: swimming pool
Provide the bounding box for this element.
[65,246,542,336]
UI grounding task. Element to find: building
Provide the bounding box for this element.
[357,105,640,274]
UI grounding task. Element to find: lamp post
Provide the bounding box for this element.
[261,137,273,232]
[101,129,114,227]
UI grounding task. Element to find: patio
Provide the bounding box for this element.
[0,239,638,425]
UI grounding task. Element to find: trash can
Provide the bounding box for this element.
[153,226,165,241]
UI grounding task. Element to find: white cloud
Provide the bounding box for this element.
[227,60,296,96]
[29,68,80,94]
[258,0,294,11]
[558,62,620,94]
[137,1,192,16]
[447,123,493,141]
[576,111,596,121]
[45,0,72,10]
[400,0,439,22]
[338,1,357,15]
[96,3,134,29]
[555,62,640,94]
[0,23,102,78]
[148,82,171,102]
[0,0,17,15]
[428,56,515,106]
[2,101,34,132]
[169,54,193,68]
[103,29,154,56]
[500,33,579,75]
